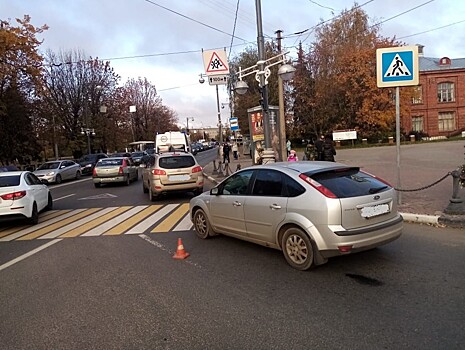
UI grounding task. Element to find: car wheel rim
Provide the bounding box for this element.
[285,234,308,265]
[195,212,207,235]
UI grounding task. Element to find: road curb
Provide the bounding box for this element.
[400,212,440,225]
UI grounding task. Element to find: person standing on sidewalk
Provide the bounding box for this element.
[314,135,325,161]
[232,142,238,160]
[286,140,291,156]
[223,142,231,163]
[321,136,336,162]
[287,150,298,162]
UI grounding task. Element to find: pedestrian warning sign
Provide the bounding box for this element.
[376,46,418,87]
[384,54,411,77]
[202,49,229,76]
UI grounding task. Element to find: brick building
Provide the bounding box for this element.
[405,48,465,137]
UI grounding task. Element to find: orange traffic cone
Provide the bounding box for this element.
[173,238,190,260]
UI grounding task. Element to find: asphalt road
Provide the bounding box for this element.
[0,146,464,349]
[1,223,464,349]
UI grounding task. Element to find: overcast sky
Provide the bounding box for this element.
[2,0,464,129]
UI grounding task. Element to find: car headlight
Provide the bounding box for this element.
[46,171,56,176]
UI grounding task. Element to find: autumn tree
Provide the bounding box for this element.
[122,77,178,144]
[0,15,48,164]
[306,5,412,141]
[42,49,120,157]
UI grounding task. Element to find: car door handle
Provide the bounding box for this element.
[270,204,282,210]
[233,201,242,207]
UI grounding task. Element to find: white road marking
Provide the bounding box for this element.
[174,212,193,231]
[125,204,178,234]
[0,239,62,272]
[53,194,75,201]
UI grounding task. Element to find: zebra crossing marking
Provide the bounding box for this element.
[151,203,190,233]
[0,204,193,241]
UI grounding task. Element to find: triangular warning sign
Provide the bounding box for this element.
[206,52,229,73]
[384,54,411,77]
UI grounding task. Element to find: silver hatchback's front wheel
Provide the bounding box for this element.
[281,227,314,270]
[193,208,214,239]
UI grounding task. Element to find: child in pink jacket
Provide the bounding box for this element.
[287,150,298,162]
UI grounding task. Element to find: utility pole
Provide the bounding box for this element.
[276,29,287,162]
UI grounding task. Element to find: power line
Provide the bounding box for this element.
[397,19,465,40]
[228,0,241,61]
[143,0,248,43]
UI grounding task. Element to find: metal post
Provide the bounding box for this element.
[87,131,91,155]
[216,85,223,144]
[276,29,286,162]
[396,86,402,205]
[255,0,271,150]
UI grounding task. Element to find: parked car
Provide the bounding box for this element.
[142,151,203,201]
[33,160,81,184]
[78,153,108,175]
[92,157,138,187]
[109,152,132,158]
[0,171,53,225]
[190,162,403,270]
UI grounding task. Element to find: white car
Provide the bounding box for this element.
[0,171,53,225]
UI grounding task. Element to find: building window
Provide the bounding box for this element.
[437,82,455,102]
[412,116,423,132]
[412,86,423,104]
[438,112,455,132]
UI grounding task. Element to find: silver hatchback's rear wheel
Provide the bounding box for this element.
[281,227,314,270]
[193,208,214,239]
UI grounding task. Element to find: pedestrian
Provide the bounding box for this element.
[314,135,325,161]
[287,149,298,162]
[232,142,238,160]
[304,142,317,161]
[223,142,231,163]
[286,140,291,156]
[321,136,336,162]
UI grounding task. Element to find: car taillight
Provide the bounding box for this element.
[299,174,337,198]
[152,169,166,175]
[92,168,97,176]
[118,167,124,175]
[1,190,27,200]
[192,166,202,173]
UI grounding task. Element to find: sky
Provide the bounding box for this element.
[2,0,465,130]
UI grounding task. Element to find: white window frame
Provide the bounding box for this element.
[437,82,455,102]
[438,112,456,132]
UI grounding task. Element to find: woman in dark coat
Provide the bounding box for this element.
[321,137,336,162]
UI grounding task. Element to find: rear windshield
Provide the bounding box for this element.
[308,168,391,198]
[0,175,20,187]
[159,156,195,169]
[96,159,123,166]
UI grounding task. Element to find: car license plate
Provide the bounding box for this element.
[360,204,390,218]
[168,175,190,181]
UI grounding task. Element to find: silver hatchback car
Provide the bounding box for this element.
[190,162,402,270]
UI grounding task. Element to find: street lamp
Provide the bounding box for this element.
[199,73,223,144]
[186,117,194,134]
[234,0,296,162]
[81,128,95,154]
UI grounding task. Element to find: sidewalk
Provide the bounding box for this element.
[202,144,465,228]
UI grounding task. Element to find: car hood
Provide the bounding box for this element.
[33,169,57,175]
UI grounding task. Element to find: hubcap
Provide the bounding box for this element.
[286,234,308,264]
[196,213,206,234]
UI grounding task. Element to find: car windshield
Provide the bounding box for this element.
[96,159,123,166]
[132,152,144,157]
[37,162,60,170]
[159,156,195,169]
[0,175,20,187]
[79,155,97,162]
[308,168,390,198]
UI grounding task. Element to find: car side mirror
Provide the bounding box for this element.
[210,187,219,195]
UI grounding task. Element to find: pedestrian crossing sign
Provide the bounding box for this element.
[376,46,419,87]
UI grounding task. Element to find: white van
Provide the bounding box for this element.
[155,131,191,153]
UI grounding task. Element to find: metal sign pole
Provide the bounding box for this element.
[396,86,402,205]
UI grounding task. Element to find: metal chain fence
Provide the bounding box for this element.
[394,172,451,192]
